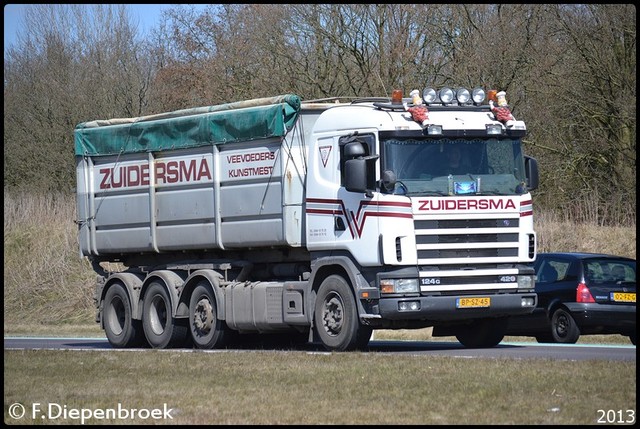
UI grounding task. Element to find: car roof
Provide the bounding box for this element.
[536,252,636,262]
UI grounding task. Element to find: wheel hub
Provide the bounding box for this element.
[322,295,343,336]
[193,298,214,333]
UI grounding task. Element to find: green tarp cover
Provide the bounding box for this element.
[74,94,301,156]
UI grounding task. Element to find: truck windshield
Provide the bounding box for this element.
[382,138,528,196]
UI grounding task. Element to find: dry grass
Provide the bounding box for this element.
[535,210,636,259]
[4,191,96,328]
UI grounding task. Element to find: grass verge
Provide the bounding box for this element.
[4,349,636,425]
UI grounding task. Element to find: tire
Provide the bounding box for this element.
[142,281,188,349]
[102,282,145,348]
[189,282,232,349]
[550,308,580,344]
[313,274,372,352]
[535,333,554,344]
[455,317,507,348]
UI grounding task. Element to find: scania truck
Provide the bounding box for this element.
[75,88,539,351]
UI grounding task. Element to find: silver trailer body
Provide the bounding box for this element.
[76,95,316,258]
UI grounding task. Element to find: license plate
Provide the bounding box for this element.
[457,297,490,308]
[611,292,636,303]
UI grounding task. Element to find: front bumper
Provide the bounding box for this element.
[377,293,537,322]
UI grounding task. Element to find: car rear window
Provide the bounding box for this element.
[584,259,636,283]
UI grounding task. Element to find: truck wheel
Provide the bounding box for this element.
[142,282,188,349]
[550,308,580,344]
[455,317,507,348]
[189,282,232,349]
[103,282,145,348]
[314,274,372,352]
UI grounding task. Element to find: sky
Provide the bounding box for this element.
[3,4,179,54]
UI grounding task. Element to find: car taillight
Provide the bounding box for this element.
[576,282,595,303]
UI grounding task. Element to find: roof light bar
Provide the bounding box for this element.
[421,86,488,106]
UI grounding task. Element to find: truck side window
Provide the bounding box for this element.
[338,134,375,186]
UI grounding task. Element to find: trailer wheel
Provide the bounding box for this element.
[103,282,145,348]
[455,317,507,348]
[189,282,231,349]
[314,274,372,351]
[142,282,188,349]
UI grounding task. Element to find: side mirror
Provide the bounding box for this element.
[345,158,368,193]
[345,156,379,196]
[344,142,366,158]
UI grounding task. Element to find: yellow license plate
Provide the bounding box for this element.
[611,292,636,303]
[457,297,491,308]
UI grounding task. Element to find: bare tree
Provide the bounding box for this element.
[4,4,156,191]
[4,4,636,225]
[539,4,636,223]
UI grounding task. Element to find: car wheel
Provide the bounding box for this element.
[550,308,580,344]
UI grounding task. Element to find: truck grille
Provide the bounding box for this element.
[414,217,521,263]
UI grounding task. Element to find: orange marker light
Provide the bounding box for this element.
[392,89,403,104]
[487,89,498,103]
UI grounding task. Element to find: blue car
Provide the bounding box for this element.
[506,252,636,344]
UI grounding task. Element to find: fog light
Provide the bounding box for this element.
[521,297,535,307]
[398,300,421,311]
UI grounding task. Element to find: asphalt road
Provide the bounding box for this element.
[4,337,636,361]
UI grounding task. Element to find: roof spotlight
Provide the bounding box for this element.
[472,88,486,104]
[422,87,437,104]
[439,87,454,104]
[456,87,471,104]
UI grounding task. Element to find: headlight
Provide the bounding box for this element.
[518,275,534,290]
[380,279,419,294]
